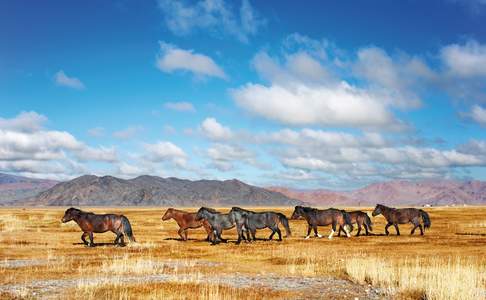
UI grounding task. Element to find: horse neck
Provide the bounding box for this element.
[379,206,393,218]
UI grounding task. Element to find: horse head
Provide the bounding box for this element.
[372,204,382,216]
[291,206,305,220]
[161,208,174,221]
[62,207,81,223]
[195,207,210,221]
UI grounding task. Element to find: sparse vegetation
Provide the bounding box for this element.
[0,206,484,299]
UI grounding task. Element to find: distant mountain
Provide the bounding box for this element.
[268,180,486,206]
[16,175,301,206]
[0,173,58,204]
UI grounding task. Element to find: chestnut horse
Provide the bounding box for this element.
[338,210,373,236]
[291,206,353,239]
[61,207,136,247]
[372,204,431,235]
[162,208,213,241]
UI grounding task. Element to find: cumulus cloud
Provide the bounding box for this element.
[200,117,233,141]
[207,143,256,171]
[468,105,486,126]
[156,42,227,79]
[157,0,265,42]
[143,141,187,167]
[441,40,486,78]
[54,70,85,90]
[0,111,47,132]
[0,112,118,179]
[164,101,196,112]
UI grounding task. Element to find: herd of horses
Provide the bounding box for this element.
[62,204,431,247]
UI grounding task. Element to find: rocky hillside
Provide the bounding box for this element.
[18,175,300,206]
[0,173,58,204]
[269,180,486,206]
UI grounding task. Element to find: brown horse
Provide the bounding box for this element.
[372,204,431,236]
[338,210,373,236]
[291,206,353,239]
[162,208,213,241]
[61,207,136,247]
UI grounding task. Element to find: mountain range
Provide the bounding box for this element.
[1,172,485,206]
[0,173,58,205]
[268,180,486,206]
[15,174,300,206]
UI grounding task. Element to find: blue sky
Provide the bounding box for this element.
[1,0,486,189]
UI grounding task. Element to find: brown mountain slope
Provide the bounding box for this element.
[16,175,301,207]
[0,173,58,204]
[269,180,486,206]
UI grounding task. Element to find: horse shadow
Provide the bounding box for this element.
[72,242,127,247]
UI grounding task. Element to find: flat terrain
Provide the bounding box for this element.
[0,206,485,299]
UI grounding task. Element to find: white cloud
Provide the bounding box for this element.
[200,117,233,141]
[54,70,85,90]
[113,126,143,139]
[164,101,196,112]
[469,105,486,126]
[144,141,187,167]
[0,112,118,179]
[441,40,486,77]
[157,0,265,42]
[233,81,400,129]
[207,143,255,171]
[156,41,227,79]
[0,111,47,132]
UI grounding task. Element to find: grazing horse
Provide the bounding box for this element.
[61,207,136,247]
[162,208,214,241]
[195,207,237,245]
[291,206,353,239]
[372,204,431,236]
[338,210,373,237]
[229,207,291,243]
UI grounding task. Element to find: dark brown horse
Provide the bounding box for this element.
[291,206,353,239]
[372,204,431,236]
[162,208,213,241]
[338,210,373,236]
[61,207,136,247]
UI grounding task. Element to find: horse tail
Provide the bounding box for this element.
[277,213,291,237]
[364,213,373,232]
[342,211,354,232]
[420,210,431,230]
[121,215,136,243]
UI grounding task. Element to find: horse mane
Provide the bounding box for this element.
[201,207,219,214]
[300,206,318,213]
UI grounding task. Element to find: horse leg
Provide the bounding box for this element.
[328,223,336,240]
[251,228,257,241]
[314,225,322,238]
[305,224,312,239]
[268,230,275,240]
[394,224,400,236]
[276,227,282,241]
[364,224,369,236]
[119,234,125,246]
[218,229,227,243]
[356,224,362,237]
[177,227,186,241]
[337,226,342,237]
[411,220,419,235]
[419,224,424,236]
[88,232,94,247]
[385,222,392,235]
[81,232,89,246]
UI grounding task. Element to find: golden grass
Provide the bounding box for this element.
[0,206,485,299]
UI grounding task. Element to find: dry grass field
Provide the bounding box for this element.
[0,206,485,299]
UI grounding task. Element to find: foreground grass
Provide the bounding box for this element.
[0,206,485,299]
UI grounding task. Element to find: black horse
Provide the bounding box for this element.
[229,207,291,244]
[61,207,136,247]
[195,207,238,245]
[372,204,431,235]
[291,206,353,239]
[338,210,373,236]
